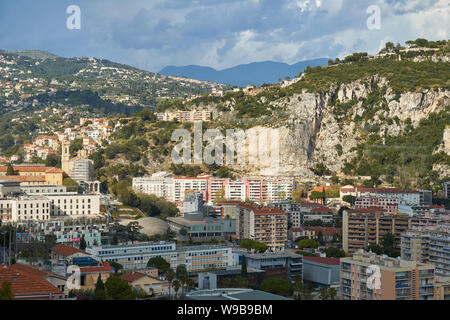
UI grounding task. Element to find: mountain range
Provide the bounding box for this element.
[159,59,331,87]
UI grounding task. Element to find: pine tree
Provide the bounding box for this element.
[6,163,15,176]
[79,237,87,250]
[0,281,14,300]
[94,275,106,300]
[241,255,248,277]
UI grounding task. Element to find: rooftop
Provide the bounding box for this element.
[303,256,340,266]
[51,244,89,257]
[0,264,62,298]
[187,288,293,301]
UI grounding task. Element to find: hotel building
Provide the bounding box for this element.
[342,208,411,254]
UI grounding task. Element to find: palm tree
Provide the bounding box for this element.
[176,264,188,299]
[318,287,329,300]
[172,280,181,300]
[328,288,337,300]
[186,279,195,294]
[165,269,175,299]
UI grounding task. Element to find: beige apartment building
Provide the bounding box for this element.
[341,251,437,300]
[156,110,212,122]
[343,208,411,254]
[0,165,64,185]
[236,203,287,252]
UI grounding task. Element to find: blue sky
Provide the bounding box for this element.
[0,0,448,72]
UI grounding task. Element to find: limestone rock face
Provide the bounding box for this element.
[198,78,449,178]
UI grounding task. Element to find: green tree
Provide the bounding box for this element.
[165,268,175,299]
[318,287,329,300]
[298,238,319,250]
[176,264,188,298]
[260,278,293,297]
[0,281,13,300]
[367,244,383,255]
[110,262,124,274]
[342,195,356,206]
[323,247,345,258]
[127,221,143,244]
[79,237,87,251]
[241,255,248,277]
[240,239,268,253]
[104,276,136,300]
[381,232,399,257]
[94,275,106,300]
[6,163,15,176]
[147,256,170,274]
[328,288,337,300]
[172,280,181,299]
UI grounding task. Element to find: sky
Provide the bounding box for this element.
[0,0,448,72]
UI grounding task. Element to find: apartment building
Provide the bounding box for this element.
[235,203,288,252]
[173,176,209,203]
[355,196,400,214]
[340,187,423,206]
[86,242,234,273]
[401,228,450,277]
[0,194,100,222]
[443,182,450,199]
[303,206,334,224]
[268,201,323,228]
[342,208,411,254]
[132,172,174,200]
[244,252,303,281]
[167,193,236,240]
[341,251,437,300]
[132,172,295,205]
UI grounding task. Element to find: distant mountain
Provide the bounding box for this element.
[159,59,331,87]
[0,49,59,60]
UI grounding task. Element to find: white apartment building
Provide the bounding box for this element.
[48,194,100,218]
[132,172,174,200]
[132,172,295,205]
[87,242,234,272]
[173,177,208,202]
[0,194,100,222]
[225,180,246,201]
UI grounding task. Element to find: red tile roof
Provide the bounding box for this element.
[304,226,341,236]
[8,263,67,281]
[120,271,148,282]
[80,262,112,274]
[303,256,340,266]
[237,202,286,215]
[51,244,89,257]
[0,166,63,174]
[0,264,62,298]
[217,201,286,215]
[0,176,46,182]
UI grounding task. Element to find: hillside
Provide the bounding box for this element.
[100,39,449,194]
[159,59,330,87]
[0,49,59,60]
[0,50,230,109]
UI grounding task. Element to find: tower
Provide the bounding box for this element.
[62,140,70,174]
